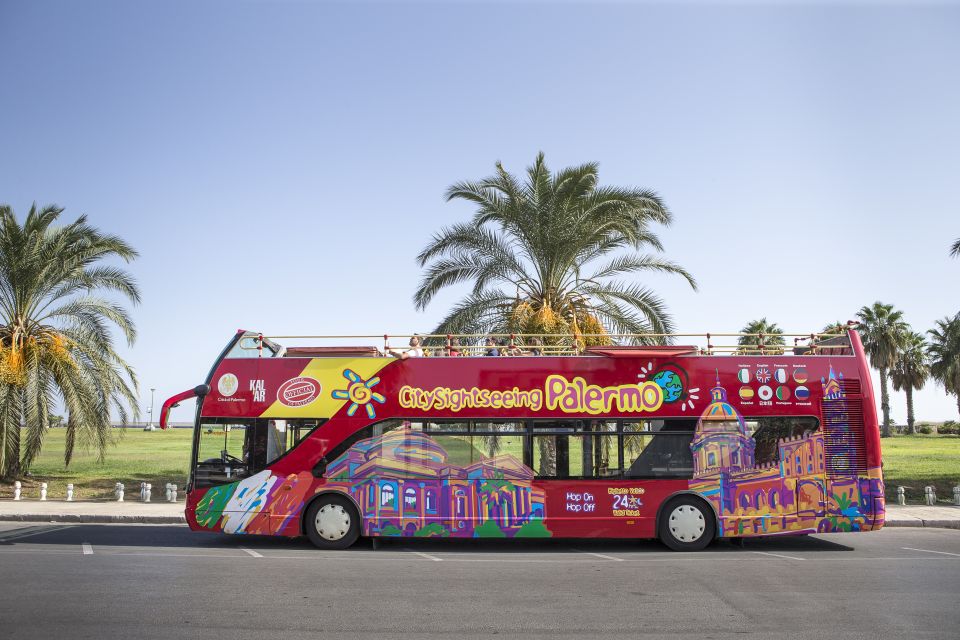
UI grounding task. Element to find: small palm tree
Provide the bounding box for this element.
[821,322,848,335]
[951,238,960,258]
[928,313,960,420]
[0,204,139,478]
[891,331,929,434]
[737,318,785,355]
[414,153,697,347]
[856,302,909,437]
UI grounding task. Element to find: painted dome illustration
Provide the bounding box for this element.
[690,371,755,477]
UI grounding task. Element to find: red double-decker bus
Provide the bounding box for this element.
[160,330,884,551]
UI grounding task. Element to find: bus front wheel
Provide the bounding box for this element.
[658,496,715,552]
[304,494,360,550]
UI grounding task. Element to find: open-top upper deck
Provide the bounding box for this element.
[158,327,875,434]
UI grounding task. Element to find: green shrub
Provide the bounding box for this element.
[918,425,933,435]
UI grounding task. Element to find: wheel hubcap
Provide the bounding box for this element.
[316,504,351,541]
[668,504,706,543]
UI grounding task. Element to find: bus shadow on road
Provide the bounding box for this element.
[1,524,855,554]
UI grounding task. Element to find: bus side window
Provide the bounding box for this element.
[622,420,695,479]
[532,420,618,479]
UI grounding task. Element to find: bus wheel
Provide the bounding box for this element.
[658,497,715,552]
[305,495,360,550]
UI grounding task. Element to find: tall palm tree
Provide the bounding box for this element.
[737,318,785,355]
[0,204,139,478]
[856,302,909,437]
[891,331,929,434]
[928,313,960,420]
[414,153,697,347]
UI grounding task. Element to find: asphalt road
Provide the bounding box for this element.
[0,523,958,640]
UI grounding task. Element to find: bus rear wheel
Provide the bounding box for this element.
[658,496,715,552]
[305,494,360,550]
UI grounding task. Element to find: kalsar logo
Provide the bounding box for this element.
[277,377,321,407]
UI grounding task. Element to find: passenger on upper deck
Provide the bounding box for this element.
[446,337,463,357]
[483,337,500,357]
[526,337,543,356]
[388,335,424,359]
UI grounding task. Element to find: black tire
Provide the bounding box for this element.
[304,494,361,550]
[658,496,716,552]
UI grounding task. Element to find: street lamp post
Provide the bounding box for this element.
[146,387,156,431]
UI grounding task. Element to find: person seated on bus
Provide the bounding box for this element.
[525,337,543,356]
[446,337,463,357]
[388,335,424,359]
[483,337,500,356]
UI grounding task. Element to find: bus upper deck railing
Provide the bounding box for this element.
[238,325,859,358]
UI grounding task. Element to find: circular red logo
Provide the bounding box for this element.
[277,377,321,407]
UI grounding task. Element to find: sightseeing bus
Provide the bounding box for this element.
[159,330,884,551]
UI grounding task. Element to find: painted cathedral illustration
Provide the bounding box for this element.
[323,428,549,538]
[689,367,884,536]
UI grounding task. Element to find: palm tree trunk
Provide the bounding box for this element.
[879,367,891,437]
[906,386,915,434]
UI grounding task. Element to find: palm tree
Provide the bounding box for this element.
[821,322,848,335]
[951,238,960,258]
[891,331,929,434]
[414,153,697,347]
[0,204,139,478]
[856,302,909,437]
[928,313,960,420]
[737,318,785,355]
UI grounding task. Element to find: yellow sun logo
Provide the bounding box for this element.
[332,369,386,418]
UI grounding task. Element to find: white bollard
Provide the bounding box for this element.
[896,486,906,506]
[114,482,121,500]
[924,486,936,506]
[117,483,124,502]
[144,483,151,503]
[66,484,74,502]
[13,481,21,501]
[165,483,172,502]
[170,484,177,502]
[953,486,960,507]
[40,483,47,501]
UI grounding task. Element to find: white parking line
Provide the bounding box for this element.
[751,551,805,561]
[239,547,263,558]
[404,548,443,562]
[902,547,960,558]
[575,549,624,562]
[81,543,93,555]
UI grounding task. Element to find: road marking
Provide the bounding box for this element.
[0,525,74,543]
[902,547,960,558]
[404,548,442,561]
[81,542,93,555]
[751,551,805,561]
[575,549,624,562]
[239,547,263,558]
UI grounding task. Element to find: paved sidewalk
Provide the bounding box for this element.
[885,504,960,529]
[1,500,958,529]
[0,500,185,524]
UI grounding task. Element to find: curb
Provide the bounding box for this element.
[0,514,186,524]
[885,520,960,530]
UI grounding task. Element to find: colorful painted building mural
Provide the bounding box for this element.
[323,428,551,538]
[689,366,884,536]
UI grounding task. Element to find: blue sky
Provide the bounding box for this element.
[1,1,958,423]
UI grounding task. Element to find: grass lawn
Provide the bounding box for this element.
[2,429,958,505]
[880,435,960,505]
[1,428,192,501]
